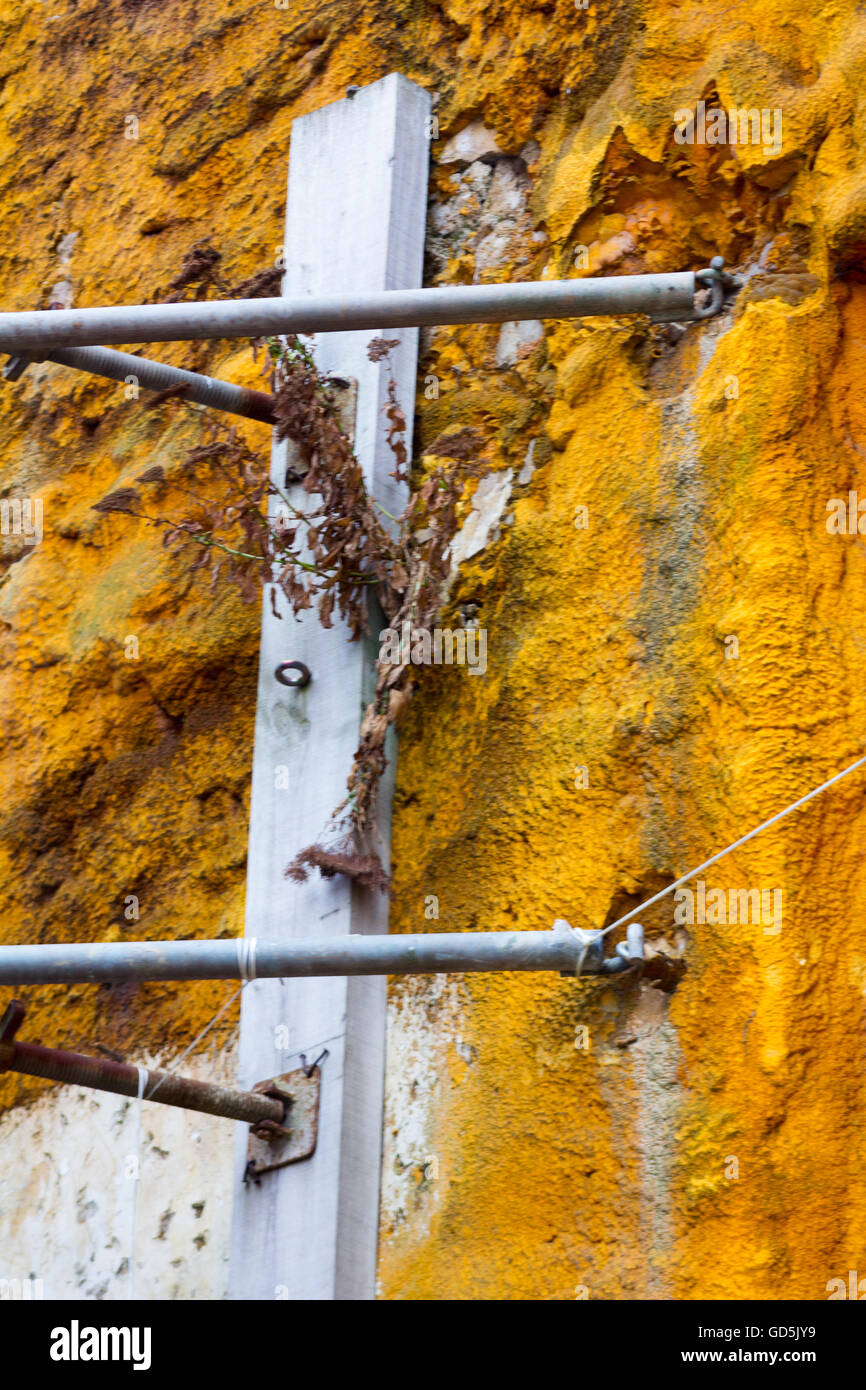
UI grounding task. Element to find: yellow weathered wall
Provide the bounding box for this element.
[1,0,865,1299]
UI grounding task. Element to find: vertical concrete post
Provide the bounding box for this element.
[228,74,430,1301]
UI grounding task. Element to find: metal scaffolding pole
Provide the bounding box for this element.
[42,346,276,424]
[0,924,644,986]
[1,1039,286,1124]
[0,1002,284,1126]
[0,270,714,354]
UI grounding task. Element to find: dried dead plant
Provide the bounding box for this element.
[93,334,471,891]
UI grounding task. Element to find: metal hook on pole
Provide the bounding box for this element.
[553,920,645,977]
[692,256,735,320]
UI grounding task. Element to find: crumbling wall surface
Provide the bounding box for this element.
[0,0,864,1300]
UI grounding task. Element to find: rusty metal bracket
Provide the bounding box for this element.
[0,1000,289,1128]
[244,1064,321,1183]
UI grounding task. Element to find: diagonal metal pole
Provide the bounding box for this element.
[0,927,646,983]
[43,346,276,423]
[0,1002,284,1125]
[4,345,275,424]
[1,1038,286,1124]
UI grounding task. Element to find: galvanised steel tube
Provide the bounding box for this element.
[0,273,698,352]
[43,345,276,425]
[0,931,590,985]
[0,1039,285,1125]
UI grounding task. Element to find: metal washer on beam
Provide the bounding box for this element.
[274,661,312,688]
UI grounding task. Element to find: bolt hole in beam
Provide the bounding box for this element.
[274,660,312,688]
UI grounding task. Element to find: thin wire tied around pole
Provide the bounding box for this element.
[599,751,866,940]
[143,985,245,1104]
[237,938,257,981]
[127,1065,146,1302]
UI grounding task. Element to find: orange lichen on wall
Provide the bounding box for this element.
[381,1,866,1302]
[0,0,865,1299]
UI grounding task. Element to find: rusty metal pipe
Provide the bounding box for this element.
[0,1038,284,1126]
[5,344,277,425]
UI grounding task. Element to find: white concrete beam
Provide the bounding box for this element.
[228,74,430,1301]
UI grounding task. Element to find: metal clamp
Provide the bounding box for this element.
[553,920,645,977]
[693,256,732,319]
[274,661,312,688]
